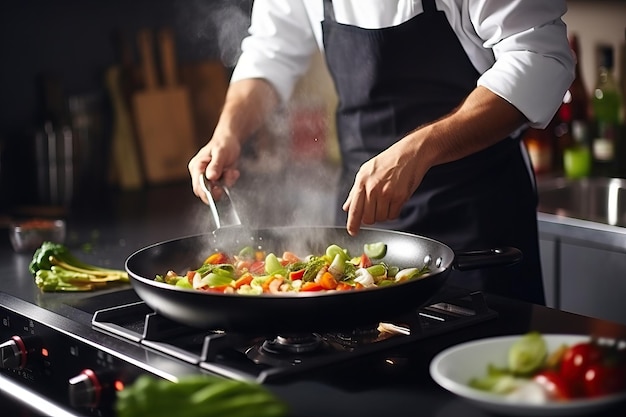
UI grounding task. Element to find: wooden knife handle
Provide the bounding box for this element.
[158,27,178,87]
[137,29,158,90]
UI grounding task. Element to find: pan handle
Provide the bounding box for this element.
[452,247,522,271]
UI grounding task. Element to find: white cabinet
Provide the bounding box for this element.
[538,214,626,325]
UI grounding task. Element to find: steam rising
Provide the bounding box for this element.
[176,0,251,66]
[177,0,340,231]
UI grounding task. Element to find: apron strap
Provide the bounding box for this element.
[323,0,336,22]
[423,0,437,14]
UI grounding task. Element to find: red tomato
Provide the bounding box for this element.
[248,261,265,275]
[560,342,604,396]
[358,254,372,268]
[533,370,575,400]
[583,364,626,398]
[289,269,305,281]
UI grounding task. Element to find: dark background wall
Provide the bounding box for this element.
[0,0,252,212]
[0,0,252,136]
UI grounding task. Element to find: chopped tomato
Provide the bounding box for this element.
[204,252,229,265]
[583,363,626,398]
[533,370,575,400]
[319,272,338,290]
[560,342,604,396]
[289,269,305,281]
[300,281,324,292]
[234,273,254,289]
[358,253,372,268]
[249,261,266,275]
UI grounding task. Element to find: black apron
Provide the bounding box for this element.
[321,0,545,305]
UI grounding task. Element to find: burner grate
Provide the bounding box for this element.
[92,289,497,382]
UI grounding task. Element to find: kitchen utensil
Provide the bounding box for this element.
[429,334,626,416]
[199,175,241,229]
[126,224,521,333]
[131,28,197,184]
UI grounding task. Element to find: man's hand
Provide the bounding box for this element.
[342,86,527,236]
[188,78,280,204]
[189,136,242,204]
[342,135,429,236]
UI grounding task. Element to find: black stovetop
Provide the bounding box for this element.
[88,287,497,383]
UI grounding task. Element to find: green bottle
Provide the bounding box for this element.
[591,45,623,177]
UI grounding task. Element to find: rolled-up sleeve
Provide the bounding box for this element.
[230,0,319,105]
[470,0,575,128]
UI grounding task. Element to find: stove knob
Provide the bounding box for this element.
[0,335,31,369]
[69,369,102,408]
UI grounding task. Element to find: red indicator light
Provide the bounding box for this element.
[114,380,125,391]
[41,348,49,357]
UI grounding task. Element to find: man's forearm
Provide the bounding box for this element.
[213,78,281,145]
[411,86,529,169]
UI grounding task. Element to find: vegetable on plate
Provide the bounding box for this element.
[469,332,626,403]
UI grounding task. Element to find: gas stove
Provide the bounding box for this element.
[91,287,496,383]
[0,286,495,417]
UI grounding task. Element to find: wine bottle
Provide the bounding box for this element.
[555,34,589,175]
[591,45,622,177]
[563,120,591,179]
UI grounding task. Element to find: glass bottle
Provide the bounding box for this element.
[554,34,589,175]
[591,45,622,177]
[563,120,591,179]
[523,126,553,176]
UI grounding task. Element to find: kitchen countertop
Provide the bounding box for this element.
[2,182,626,417]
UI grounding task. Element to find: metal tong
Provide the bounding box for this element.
[199,175,242,229]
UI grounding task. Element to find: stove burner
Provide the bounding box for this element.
[246,334,330,367]
[92,289,498,382]
[264,334,323,354]
[334,325,381,344]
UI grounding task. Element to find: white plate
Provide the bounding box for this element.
[429,334,626,416]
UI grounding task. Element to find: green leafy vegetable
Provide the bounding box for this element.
[116,374,289,417]
[508,331,548,375]
[363,241,387,259]
[29,241,129,292]
[469,332,551,396]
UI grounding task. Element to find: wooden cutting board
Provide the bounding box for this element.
[131,28,197,184]
[105,66,144,190]
[179,60,228,148]
[106,30,144,189]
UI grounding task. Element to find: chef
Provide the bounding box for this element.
[188,0,575,305]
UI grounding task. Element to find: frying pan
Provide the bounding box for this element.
[125,225,521,334]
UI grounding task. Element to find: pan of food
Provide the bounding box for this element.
[124,179,521,334]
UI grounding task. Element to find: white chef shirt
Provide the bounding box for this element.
[230,0,575,129]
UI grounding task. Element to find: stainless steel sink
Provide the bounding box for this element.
[537,177,626,228]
